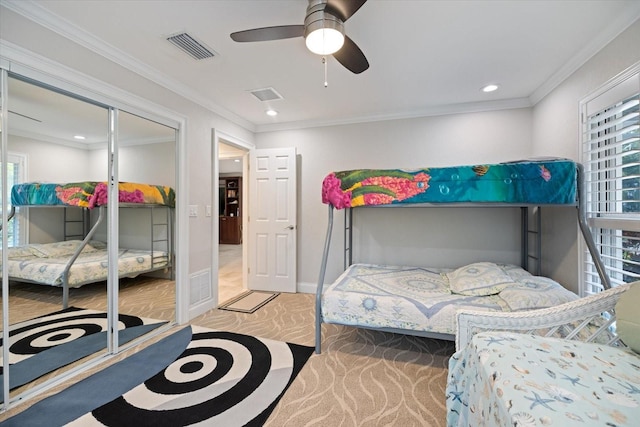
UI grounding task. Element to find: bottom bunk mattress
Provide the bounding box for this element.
[1,240,170,287]
[320,262,579,336]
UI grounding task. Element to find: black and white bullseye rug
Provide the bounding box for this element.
[1,326,314,426]
[0,307,166,402]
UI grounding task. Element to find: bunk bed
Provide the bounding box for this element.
[2,181,175,308]
[315,159,612,353]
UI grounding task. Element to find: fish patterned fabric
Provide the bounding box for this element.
[11,182,175,208]
[447,332,640,427]
[321,159,577,209]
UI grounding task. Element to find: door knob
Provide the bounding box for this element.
[285,225,295,230]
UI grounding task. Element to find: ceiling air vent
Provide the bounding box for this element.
[249,87,283,102]
[167,32,216,60]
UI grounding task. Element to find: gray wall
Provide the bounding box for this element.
[255,109,533,287]
[531,19,640,292]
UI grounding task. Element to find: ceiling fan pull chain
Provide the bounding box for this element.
[323,56,328,88]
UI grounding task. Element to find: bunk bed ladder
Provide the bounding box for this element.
[64,207,90,240]
[150,206,173,277]
[521,206,542,275]
[344,207,353,269]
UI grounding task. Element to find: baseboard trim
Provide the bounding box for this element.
[297,281,316,294]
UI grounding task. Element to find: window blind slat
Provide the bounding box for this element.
[584,136,639,156]
[588,111,639,135]
[582,80,640,290]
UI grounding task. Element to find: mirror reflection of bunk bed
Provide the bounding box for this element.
[315,159,611,353]
[2,181,175,309]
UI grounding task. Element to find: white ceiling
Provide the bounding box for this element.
[5,0,640,134]
[7,77,176,148]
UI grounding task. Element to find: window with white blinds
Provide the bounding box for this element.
[581,65,640,294]
[0,153,27,246]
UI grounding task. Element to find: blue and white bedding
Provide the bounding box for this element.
[0,240,169,288]
[321,262,579,336]
[447,332,640,426]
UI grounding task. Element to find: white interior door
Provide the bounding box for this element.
[248,148,297,292]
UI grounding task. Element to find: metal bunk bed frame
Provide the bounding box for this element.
[315,163,611,353]
[3,203,174,309]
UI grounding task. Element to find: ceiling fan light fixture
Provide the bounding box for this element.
[304,11,345,55]
[229,0,369,74]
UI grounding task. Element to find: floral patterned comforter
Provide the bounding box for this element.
[322,159,576,209]
[447,332,640,426]
[11,181,175,208]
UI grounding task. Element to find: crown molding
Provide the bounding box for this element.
[1,40,186,130]
[254,97,533,133]
[2,0,255,133]
[530,7,640,105]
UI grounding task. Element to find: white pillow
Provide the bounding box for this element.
[28,240,104,258]
[498,263,533,280]
[499,276,578,311]
[5,245,39,259]
[446,262,514,296]
[27,241,82,258]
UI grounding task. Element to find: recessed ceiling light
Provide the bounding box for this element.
[265,109,278,116]
[482,84,499,93]
[234,159,240,163]
[74,135,86,140]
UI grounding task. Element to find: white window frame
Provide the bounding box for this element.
[580,62,640,294]
[2,152,28,246]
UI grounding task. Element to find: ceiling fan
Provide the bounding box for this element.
[230,0,369,74]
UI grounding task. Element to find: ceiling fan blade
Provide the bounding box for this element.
[332,36,369,74]
[325,0,367,21]
[9,110,42,122]
[230,25,305,42]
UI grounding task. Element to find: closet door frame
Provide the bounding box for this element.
[0,51,187,410]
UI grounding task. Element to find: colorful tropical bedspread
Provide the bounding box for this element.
[322,159,577,209]
[11,181,175,208]
[447,332,640,426]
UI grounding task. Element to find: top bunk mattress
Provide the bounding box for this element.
[322,158,577,209]
[11,181,175,208]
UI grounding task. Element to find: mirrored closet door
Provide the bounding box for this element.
[115,111,176,329]
[0,70,177,407]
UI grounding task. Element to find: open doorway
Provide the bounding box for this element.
[218,140,248,304]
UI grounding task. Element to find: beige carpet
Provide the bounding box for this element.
[194,292,456,427]
[2,286,455,426]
